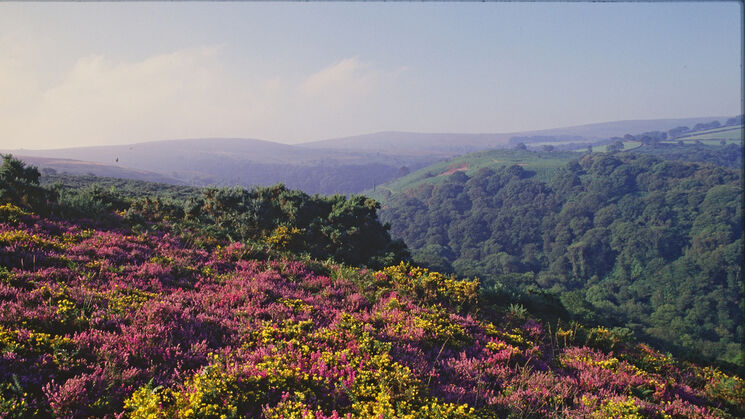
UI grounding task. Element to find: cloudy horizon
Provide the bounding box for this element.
[1,2,741,149]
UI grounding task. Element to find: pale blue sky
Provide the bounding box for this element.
[0,2,741,148]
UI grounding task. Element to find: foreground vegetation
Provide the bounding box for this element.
[1,206,744,417]
[1,154,743,417]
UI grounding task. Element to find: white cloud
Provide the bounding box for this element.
[301,57,375,98]
[0,46,402,149]
[0,33,46,120]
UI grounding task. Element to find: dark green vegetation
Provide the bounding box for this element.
[379,152,743,368]
[41,172,202,201]
[632,143,742,169]
[369,120,743,204]
[0,155,51,211]
[3,154,407,270]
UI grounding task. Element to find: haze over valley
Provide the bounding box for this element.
[4,115,738,194]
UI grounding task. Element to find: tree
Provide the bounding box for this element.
[0,154,48,210]
[638,131,666,145]
[668,126,690,139]
[606,140,625,153]
[725,115,743,126]
[693,121,721,132]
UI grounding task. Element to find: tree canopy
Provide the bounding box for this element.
[380,153,743,367]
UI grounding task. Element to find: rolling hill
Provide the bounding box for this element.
[3,115,734,195]
[13,155,182,184]
[377,152,743,368]
[301,116,732,155]
[367,148,580,203]
[5,138,438,194]
[674,125,743,143]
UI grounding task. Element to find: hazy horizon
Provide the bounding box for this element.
[1,2,742,149]
[1,114,737,152]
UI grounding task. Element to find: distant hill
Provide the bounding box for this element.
[13,155,182,184]
[9,138,339,171]
[6,138,438,194]
[301,116,732,155]
[675,125,743,142]
[300,131,514,157]
[367,148,580,203]
[4,116,733,194]
[518,116,733,139]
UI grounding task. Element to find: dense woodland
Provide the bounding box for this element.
[632,143,742,169]
[380,153,743,368]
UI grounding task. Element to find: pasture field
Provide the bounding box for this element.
[675,126,743,142]
[368,148,579,201]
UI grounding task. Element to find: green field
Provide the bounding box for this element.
[669,138,743,146]
[367,148,579,202]
[674,125,743,142]
[574,140,642,153]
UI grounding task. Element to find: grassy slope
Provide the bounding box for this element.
[576,141,643,153]
[13,155,183,185]
[367,149,580,203]
[674,125,743,142]
[40,173,203,201]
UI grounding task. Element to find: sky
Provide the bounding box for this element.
[0,2,742,149]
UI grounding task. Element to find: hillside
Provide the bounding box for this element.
[379,153,743,368]
[4,116,734,196]
[0,191,743,417]
[631,143,742,169]
[674,125,743,143]
[38,173,203,202]
[13,156,182,185]
[5,139,438,195]
[367,149,580,203]
[301,131,514,156]
[367,123,743,204]
[301,116,732,155]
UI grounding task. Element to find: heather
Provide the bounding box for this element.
[1,154,744,417]
[0,204,743,418]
